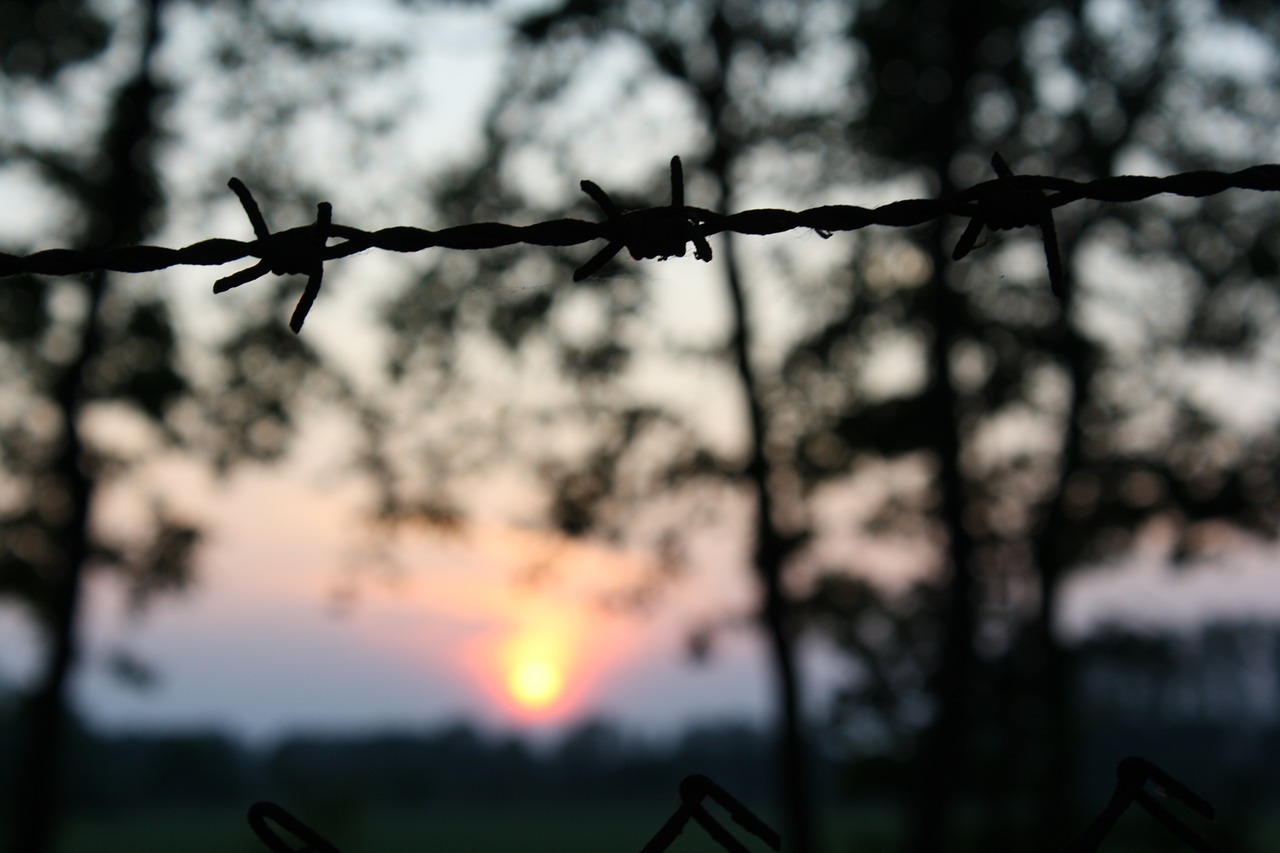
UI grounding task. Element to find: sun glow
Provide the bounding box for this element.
[507,656,564,710]
[497,635,570,716]
[433,522,664,723]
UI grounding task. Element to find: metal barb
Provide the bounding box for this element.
[954,152,1066,299]
[214,179,334,332]
[1062,756,1218,853]
[574,156,713,281]
[575,178,626,281]
[640,774,781,853]
[247,801,343,853]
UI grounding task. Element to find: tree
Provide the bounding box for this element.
[371,3,1277,851]
[2,5,185,848]
[792,1,1280,849]
[0,2,408,848]
[373,3,860,851]
[370,2,1280,850]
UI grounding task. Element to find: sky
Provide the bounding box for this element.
[1,450,1277,744]
[0,450,827,743]
[5,442,1279,745]
[3,0,1280,747]
[1,0,809,745]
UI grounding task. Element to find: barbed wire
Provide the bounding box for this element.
[3,154,1279,333]
[242,759,1219,852]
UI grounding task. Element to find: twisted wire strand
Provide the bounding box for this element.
[3,155,1279,332]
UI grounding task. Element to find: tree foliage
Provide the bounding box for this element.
[374,4,865,850]
[377,1,1280,850]
[5,1,1279,851]
[794,1,1280,847]
[0,2,410,848]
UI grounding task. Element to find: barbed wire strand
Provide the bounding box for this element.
[240,759,1218,853]
[1062,756,1218,853]
[3,154,1279,332]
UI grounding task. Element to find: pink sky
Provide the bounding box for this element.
[6,461,794,743]
[0,450,1275,746]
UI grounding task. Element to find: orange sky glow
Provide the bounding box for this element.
[191,469,665,726]
[45,458,793,739]
[34,428,1279,741]
[440,524,658,724]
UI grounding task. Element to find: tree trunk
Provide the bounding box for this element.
[898,6,988,847]
[698,4,814,848]
[720,221,815,853]
[8,269,103,852]
[7,4,165,849]
[1028,242,1090,848]
[902,219,979,853]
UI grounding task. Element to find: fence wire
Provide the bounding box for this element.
[245,759,1219,852]
[3,154,1280,332]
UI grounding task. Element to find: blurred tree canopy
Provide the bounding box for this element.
[371,0,1280,851]
[815,1,1280,848]
[3,1,1279,852]
[375,3,862,849]
[0,1,409,849]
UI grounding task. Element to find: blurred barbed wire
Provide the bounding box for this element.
[243,759,1219,852]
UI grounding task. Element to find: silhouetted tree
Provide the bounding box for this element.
[373,3,861,850]
[373,3,1280,851]
[791,2,1280,849]
[0,3,404,849]
[2,6,183,848]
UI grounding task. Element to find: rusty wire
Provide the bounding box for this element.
[3,155,1279,332]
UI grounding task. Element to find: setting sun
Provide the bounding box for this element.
[449,525,658,723]
[507,657,564,710]
[488,630,578,719]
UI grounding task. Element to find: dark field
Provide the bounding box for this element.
[44,806,899,853]
[35,805,1272,853]
[7,716,1274,852]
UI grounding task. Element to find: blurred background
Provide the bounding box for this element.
[2,0,1280,851]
